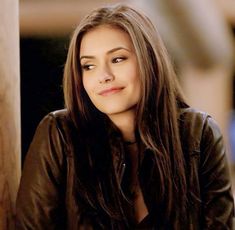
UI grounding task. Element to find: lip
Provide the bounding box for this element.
[98,87,124,96]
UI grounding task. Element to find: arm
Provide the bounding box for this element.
[200,116,234,229]
[16,114,67,230]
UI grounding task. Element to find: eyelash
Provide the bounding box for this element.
[112,56,127,63]
[81,64,94,71]
[81,56,127,71]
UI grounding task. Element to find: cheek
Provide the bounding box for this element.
[132,71,142,97]
[129,67,140,86]
[134,79,141,98]
[128,60,140,81]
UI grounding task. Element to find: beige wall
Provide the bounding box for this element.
[179,65,234,154]
[0,0,21,229]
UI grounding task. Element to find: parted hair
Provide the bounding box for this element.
[63,3,187,229]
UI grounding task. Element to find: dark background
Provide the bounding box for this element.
[20,37,69,162]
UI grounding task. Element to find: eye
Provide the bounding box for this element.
[112,57,127,63]
[81,64,95,71]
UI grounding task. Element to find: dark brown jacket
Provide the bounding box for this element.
[16,108,234,229]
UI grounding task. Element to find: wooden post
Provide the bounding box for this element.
[0,0,21,229]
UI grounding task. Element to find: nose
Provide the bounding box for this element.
[98,65,114,84]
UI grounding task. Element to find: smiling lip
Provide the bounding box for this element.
[98,87,124,96]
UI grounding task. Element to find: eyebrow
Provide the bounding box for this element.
[80,46,131,61]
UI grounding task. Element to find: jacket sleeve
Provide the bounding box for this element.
[200,116,234,229]
[16,114,67,230]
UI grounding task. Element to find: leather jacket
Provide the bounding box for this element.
[16,107,234,229]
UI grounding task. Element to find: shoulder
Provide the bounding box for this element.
[44,109,70,124]
[179,107,223,153]
[49,108,68,118]
[39,109,72,135]
[179,107,221,135]
[34,109,74,153]
[179,107,210,124]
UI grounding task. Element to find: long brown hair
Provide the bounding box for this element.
[63,4,187,229]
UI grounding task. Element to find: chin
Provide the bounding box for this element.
[100,108,126,116]
[97,104,137,116]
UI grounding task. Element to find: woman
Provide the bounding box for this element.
[16,4,234,229]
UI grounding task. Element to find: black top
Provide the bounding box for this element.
[16,108,234,229]
[135,214,153,229]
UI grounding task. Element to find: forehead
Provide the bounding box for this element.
[80,25,134,55]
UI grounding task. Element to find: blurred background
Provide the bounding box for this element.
[19,0,235,185]
[1,0,234,228]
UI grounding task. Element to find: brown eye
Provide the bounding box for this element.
[112,57,127,63]
[82,64,95,71]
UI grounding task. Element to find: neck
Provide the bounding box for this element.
[108,109,136,142]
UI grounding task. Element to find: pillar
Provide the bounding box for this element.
[0,0,21,229]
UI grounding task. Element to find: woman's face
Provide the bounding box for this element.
[80,25,141,117]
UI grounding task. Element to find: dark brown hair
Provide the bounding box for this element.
[63,3,187,229]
